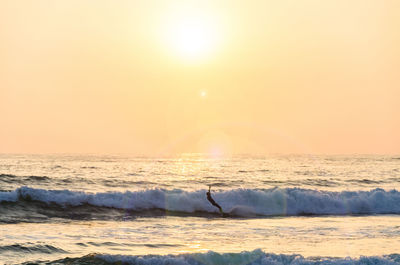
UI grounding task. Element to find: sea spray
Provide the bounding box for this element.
[1,186,400,217]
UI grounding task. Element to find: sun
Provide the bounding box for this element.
[161,8,222,61]
[200,90,207,98]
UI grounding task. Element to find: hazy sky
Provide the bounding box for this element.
[1,0,399,156]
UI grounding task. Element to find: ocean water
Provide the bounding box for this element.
[0,154,400,264]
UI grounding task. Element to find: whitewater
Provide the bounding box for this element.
[2,186,400,217]
[0,154,399,264]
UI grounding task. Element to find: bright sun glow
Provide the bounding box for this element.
[162,8,221,61]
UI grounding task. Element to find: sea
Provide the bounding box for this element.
[0,154,400,265]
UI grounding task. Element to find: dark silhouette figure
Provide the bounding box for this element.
[206,186,224,215]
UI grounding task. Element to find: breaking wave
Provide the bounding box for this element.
[1,186,400,219]
[27,249,400,265]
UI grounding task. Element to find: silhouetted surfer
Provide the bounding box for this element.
[206,186,224,216]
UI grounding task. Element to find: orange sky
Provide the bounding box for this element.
[1,0,399,156]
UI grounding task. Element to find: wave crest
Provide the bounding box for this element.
[1,186,400,217]
[47,250,400,265]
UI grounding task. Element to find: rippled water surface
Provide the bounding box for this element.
[0,154,399,264]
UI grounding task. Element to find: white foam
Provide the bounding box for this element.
[2,186,400,216]
[97,249,400,265]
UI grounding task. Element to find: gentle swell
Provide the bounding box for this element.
[1,186,400,217]
[0,243,66,254]
[43,250,400,265]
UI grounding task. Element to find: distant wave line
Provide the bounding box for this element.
[35,249,400,265]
